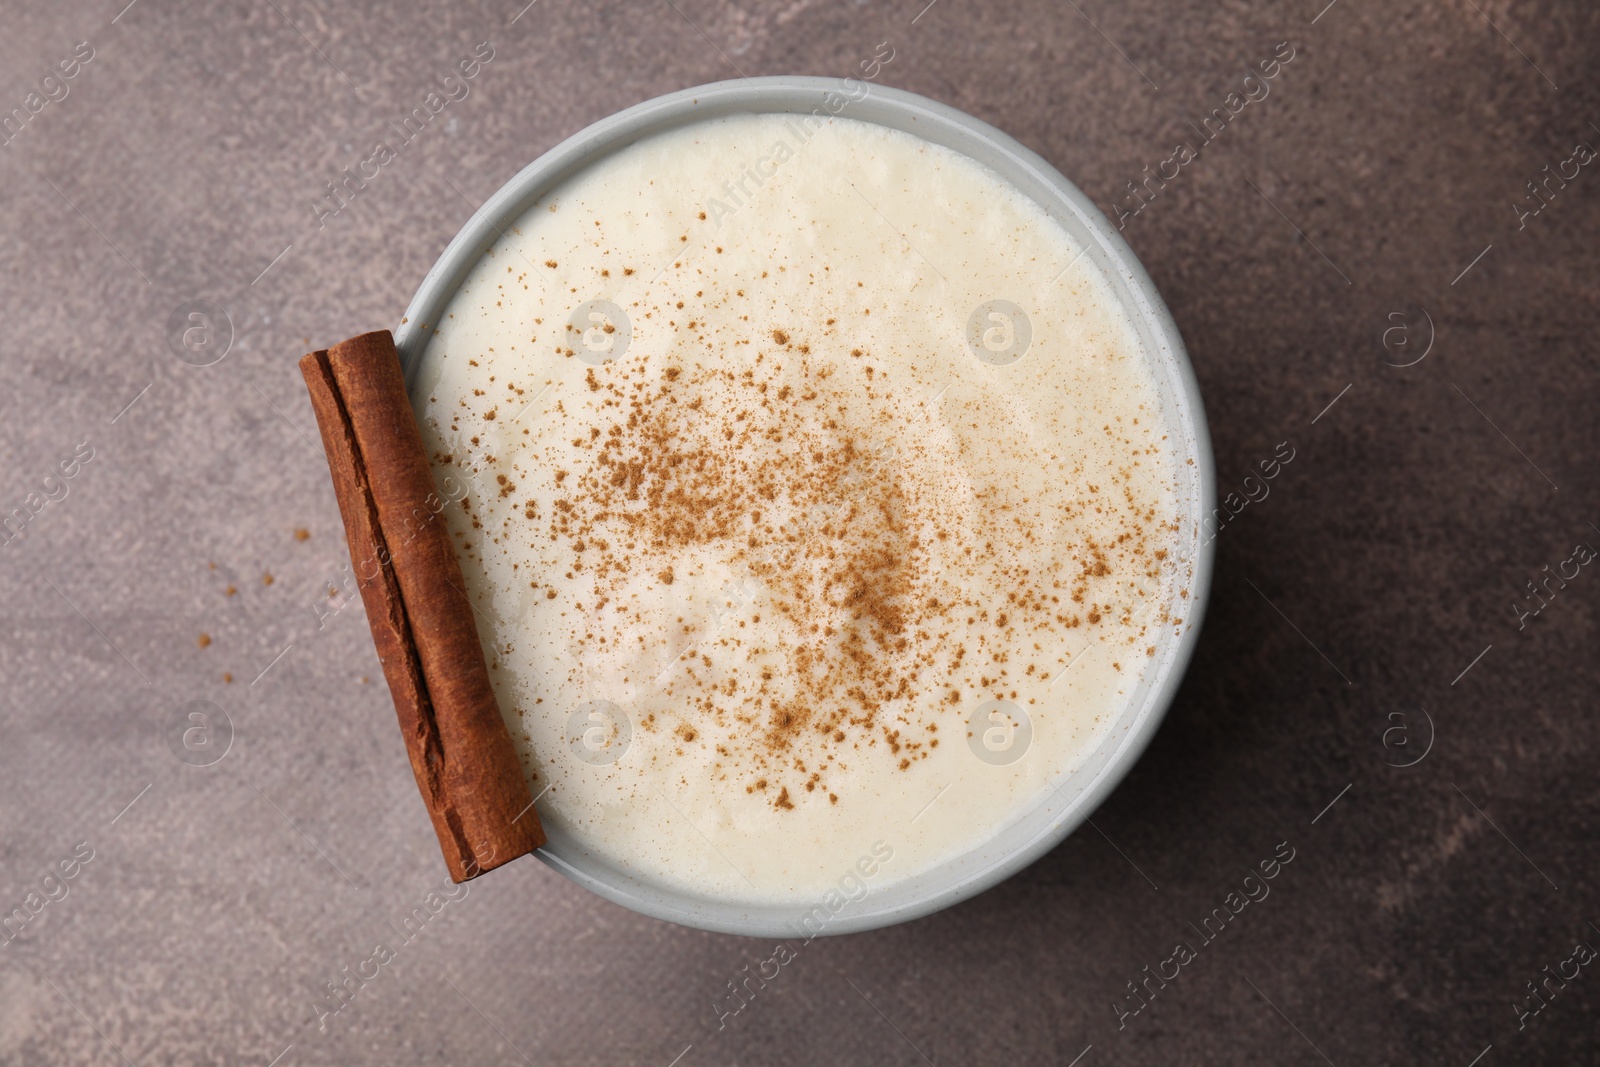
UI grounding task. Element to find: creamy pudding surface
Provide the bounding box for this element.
[412,112,1190,903]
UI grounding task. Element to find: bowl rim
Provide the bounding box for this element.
[395,75,1216,937]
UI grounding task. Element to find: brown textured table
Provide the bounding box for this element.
[3,1,1598,1063]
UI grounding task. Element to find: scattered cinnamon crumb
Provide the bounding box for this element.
[197,634,211,649]
[449,278,1181,810]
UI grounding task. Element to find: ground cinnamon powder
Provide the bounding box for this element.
[449,324,1175,809]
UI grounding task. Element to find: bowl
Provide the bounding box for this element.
[394,76,1215,936]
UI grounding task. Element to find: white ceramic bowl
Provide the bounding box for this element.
[395,76,1215,936]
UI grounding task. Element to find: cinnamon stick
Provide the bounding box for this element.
[299,330,545,882]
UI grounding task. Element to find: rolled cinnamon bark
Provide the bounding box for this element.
[300,330,544,882]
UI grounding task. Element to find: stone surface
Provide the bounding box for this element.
[2,1,1598,1064]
